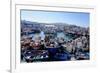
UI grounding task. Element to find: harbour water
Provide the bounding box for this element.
[29,31,73,42]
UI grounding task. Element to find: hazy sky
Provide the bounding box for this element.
[21,10,89,27]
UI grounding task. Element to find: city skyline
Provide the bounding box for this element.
[21,10,90,27]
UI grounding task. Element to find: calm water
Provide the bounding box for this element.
[57,32,72,41]
[28,31,73,41]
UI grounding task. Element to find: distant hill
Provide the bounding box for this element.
[21,20,88,28]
